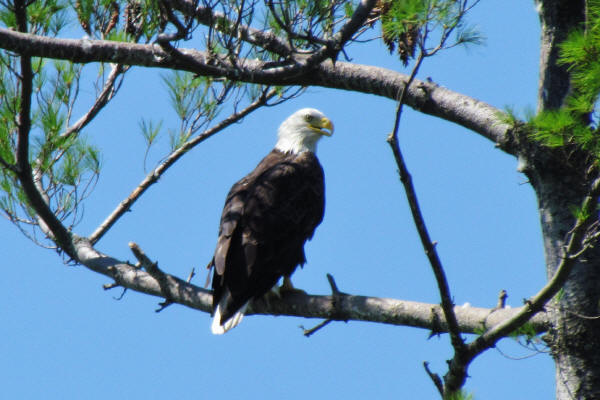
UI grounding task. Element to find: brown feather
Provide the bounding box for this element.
[210,149,325,324]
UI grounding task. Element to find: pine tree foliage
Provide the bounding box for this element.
[0,1,576,398]
[531,0,600,156]
[379,0,482,65]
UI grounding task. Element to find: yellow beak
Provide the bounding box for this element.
[313,117,334,136]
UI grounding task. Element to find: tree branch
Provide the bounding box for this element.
[387,39,469,396]
[71,235,550,334]
[0,28,515,152]
[471,175,600,349]
[88,88,278,244]
[63,63,126,138]
[170,0,293,57]
[441,174,600,392]
[12,0,75,257]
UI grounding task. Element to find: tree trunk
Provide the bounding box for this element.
[534,1,600,398]
[530,163,600,399]
[536,0,585,110]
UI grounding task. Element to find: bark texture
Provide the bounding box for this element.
[0,28,514,150]
[72,237,549,335]
[534,1,600,398]
[0,2,597,397]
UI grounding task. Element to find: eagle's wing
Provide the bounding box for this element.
[213,181,246,276]
[211,151,324,330]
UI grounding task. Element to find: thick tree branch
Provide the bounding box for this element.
[13,1,75,257]
[0,28,515,153]
[72,235,549,333]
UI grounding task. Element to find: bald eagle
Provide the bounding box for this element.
[209,108,333,334]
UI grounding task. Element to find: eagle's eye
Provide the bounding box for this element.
[304,114,314,123]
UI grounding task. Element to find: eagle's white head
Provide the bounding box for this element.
[275,108,334,154]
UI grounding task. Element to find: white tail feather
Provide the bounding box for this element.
[211,291,248,334]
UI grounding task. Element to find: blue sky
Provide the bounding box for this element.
[1,1,553,399]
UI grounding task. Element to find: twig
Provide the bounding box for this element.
[89,89,278,244]
[496,290,508,309]
[103,282,128,301]
[545,303,600,320]
[299,274,347,337]
[295,0,378,69]
[494,345,544,361]
[327,273,341,295]
[326,273,347,320]
[186,267,196,283]
[158,0,191,43]
[384,3,497,395]
[128,241,174,310]
[63,64,125,138]
[103,282,119,290]
[424,362,444,397]
[301,319,333,337]
[113,287,127,301]
[155,300,173,313]
[128,241,158,271]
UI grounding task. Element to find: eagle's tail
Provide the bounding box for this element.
[211,291,248,335]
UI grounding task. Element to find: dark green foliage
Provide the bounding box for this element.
[508,321,538,340]
[72,0,161,41]
[0,0,480,248]
[0,1,102,241]
[163,71,221,150]
[380,0,425,64]
[445,390,475,400]
[380,0,482,66]
[530,0,600,159]
[0,0,67,34]
[266,0,351,50]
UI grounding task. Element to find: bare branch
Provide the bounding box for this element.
[169,0,293,57]
[468,175,600,353]
[0,28,514,151]
[387,47,468,395]
[496,289,508,309]
[186,267,195,283]
[384,5,505,394]
[424,362,444,397]
[63,63,126,138]
[129,241,177,312]
[72,234,550,334]
[301,319,333,337]
[440,175,600,392]
[103,282,119,290]
[88,88,278,244]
